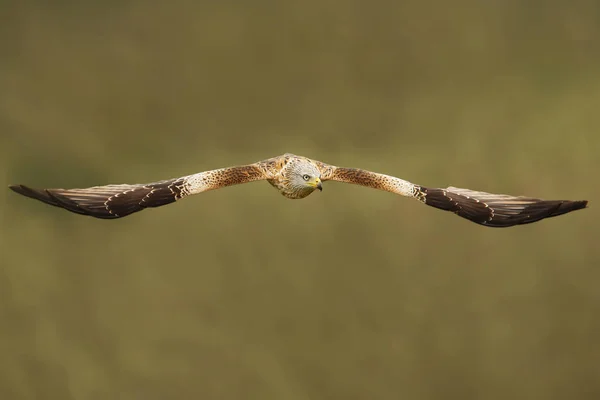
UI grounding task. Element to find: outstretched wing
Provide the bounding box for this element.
[318,164,588,228]
[9,162,271,219]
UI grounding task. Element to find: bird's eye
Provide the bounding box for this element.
[302,174,310,181]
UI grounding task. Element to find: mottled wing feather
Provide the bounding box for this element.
[9,163,269,219]
[318,165,418,198]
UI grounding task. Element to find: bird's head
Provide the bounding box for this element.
[286,159,322,197]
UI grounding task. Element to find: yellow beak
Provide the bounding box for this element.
[314,178,322,191]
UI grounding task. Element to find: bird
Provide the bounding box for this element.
[9,153,588,227]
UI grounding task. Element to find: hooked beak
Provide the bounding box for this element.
[316,180,322,191]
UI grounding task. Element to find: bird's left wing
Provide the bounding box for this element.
[316,163,588,227]
[9,161,273,219]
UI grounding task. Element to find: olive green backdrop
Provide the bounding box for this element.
[1,1,599,399]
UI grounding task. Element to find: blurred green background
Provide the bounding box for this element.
[1,1,599,399]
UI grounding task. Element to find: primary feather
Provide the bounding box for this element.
[417,186,588,227]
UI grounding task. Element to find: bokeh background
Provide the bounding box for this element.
[1,1,599,399]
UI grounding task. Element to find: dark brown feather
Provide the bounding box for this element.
[419,186,588,227]
[9,178,186,219]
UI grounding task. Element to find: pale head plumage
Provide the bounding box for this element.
[271,155,323,199]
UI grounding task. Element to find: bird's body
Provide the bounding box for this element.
[9,153,588,227]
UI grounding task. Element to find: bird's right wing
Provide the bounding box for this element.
[9,161,273,219]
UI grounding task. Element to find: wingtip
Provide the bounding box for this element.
[570,200,588,210]
[9,184,31,196]
[9,184,40,196]
[543,199,588,221]
[9,183,63,208]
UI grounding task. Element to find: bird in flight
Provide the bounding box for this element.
[9,153,588,227]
